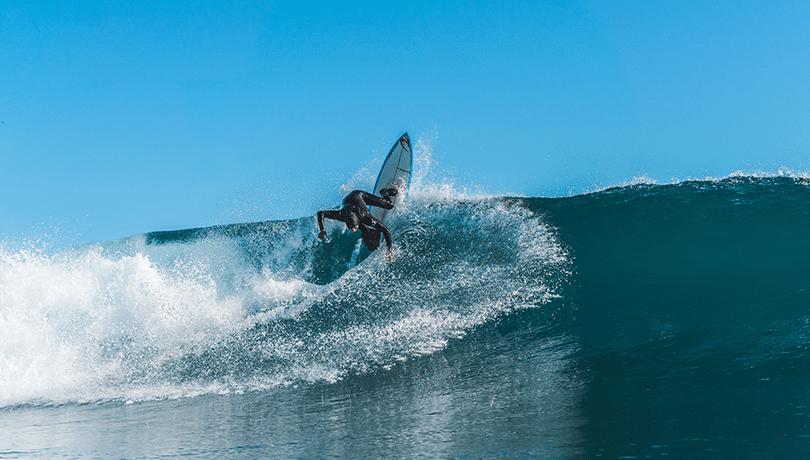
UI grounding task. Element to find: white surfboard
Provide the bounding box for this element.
[371,132,412,223]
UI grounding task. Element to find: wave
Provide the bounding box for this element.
[2,173,808,409]
[0,184,568,407]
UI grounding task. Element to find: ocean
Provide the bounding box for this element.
[1,174,809,459]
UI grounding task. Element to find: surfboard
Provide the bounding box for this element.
[358,133,412,252]
[371,132,412,223]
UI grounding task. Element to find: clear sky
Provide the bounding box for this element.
[2,0,809,247]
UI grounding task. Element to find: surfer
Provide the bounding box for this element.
[317,188,398,262]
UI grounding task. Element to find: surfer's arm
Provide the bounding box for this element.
[317,210,342,240]
[377,222,395,263]
[372,220,393,250]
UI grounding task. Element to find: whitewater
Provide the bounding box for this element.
[2,168,810,458]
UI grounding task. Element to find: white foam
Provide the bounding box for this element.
[0,235,326,407]
[0,133,571,406]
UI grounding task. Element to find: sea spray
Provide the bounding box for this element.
[0,188,567,407]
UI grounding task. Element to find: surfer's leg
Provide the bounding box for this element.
[344,191,374,216]
[342,190,365,207]
[379,187,398,198]
[363,193,394,210]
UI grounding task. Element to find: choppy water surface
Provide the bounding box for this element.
[2,175,809,458]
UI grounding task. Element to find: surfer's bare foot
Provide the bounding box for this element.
[386,249,395,263]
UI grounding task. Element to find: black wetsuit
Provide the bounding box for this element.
[317,190,394,251]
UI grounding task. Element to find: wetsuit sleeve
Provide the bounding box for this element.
[361,191,394,210]
[371,220,393,249]
[317,210,342,233]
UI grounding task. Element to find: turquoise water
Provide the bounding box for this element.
[2,175,809,458]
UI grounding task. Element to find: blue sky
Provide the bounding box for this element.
[2,0,808,246]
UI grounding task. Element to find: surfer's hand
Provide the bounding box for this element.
[318,230,327,241]
[386,248,395,263]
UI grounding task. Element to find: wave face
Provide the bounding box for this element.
[0,185,568,407]
[2,174,810,456]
